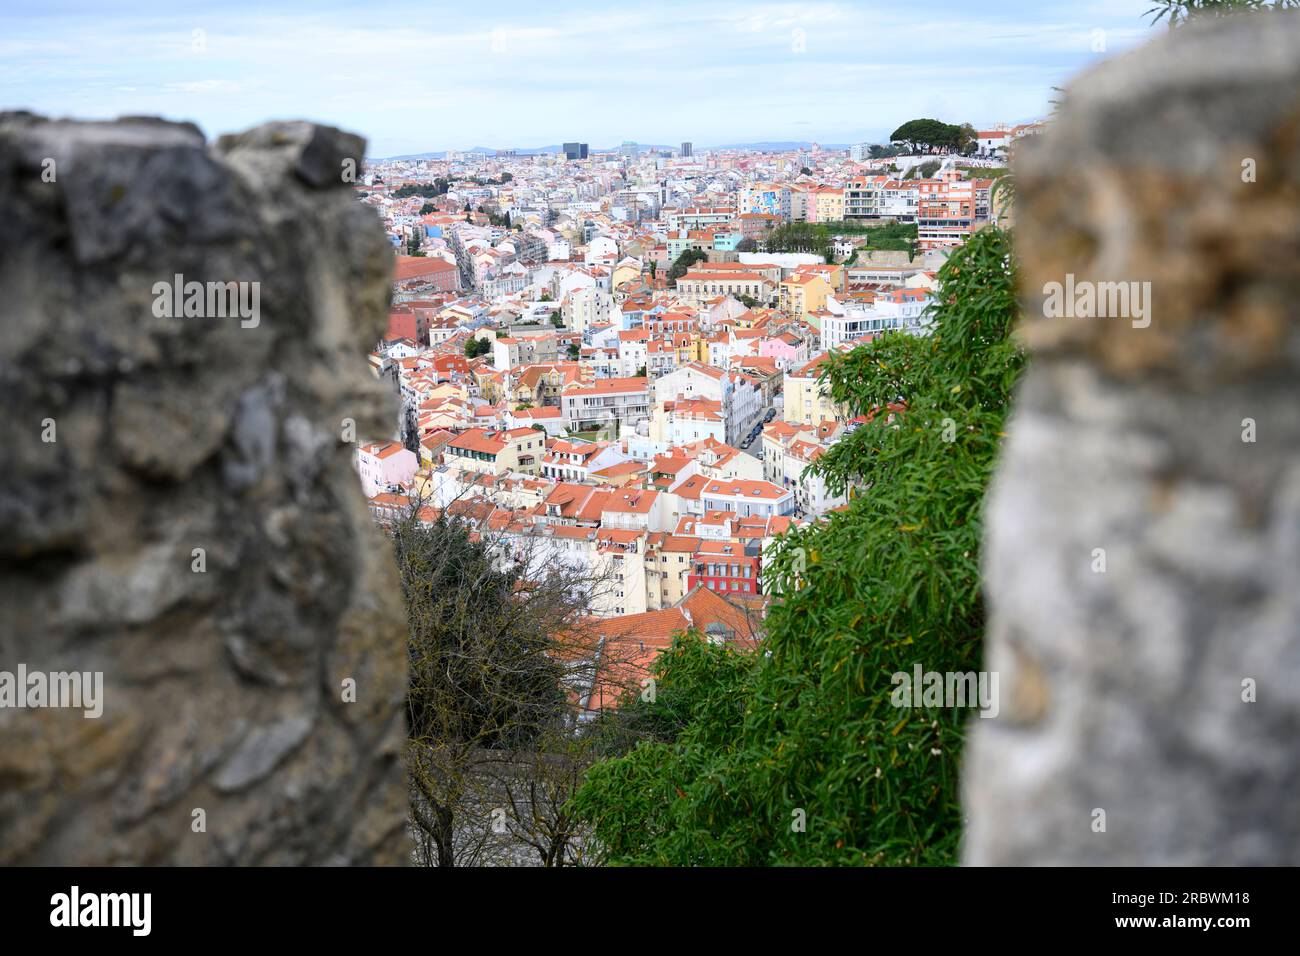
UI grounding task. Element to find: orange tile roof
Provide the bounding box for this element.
[360,440,410,459]
[566,376,649,395]
[393,256,458,281]
[703,478,787,498]
[602,489,659,514]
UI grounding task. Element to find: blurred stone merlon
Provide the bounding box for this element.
[217,121,367,189]
[1013,13,1300,383]
[964,13,1300,866]
[0,115,407,865]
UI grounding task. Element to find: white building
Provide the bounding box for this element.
[649,397,727,447]
[563,285,616,334]
[700,478,795,519]
[562,376,652,432]
[820,289,931,351]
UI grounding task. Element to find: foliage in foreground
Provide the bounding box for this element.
[1146,0,1298,27]
[568,225,1022,865]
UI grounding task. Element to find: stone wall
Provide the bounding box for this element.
[964,15,1300,864]
[0,116,409,864]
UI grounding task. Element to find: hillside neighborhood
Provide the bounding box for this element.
[354,129,1029,717]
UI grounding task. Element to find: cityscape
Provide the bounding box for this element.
[0,0,1295,928]
[358,131,1024,688]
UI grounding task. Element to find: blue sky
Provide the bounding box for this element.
[1,1,1162,157]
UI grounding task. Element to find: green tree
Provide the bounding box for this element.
[762,221,832,258]
[667,248,709,284]
[569,632,760,863]
[569,225,1023,865]
[465,336,492,358]
[890,118,962,153]
[394,179,450,199]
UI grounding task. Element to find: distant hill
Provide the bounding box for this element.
[378,140,856,160]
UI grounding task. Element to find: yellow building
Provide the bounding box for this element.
[611,258,644,293]
[644,534,699,610]
[783,355,849,426]
[445,427,547,476]
[779,272,834,320]
[814,187,844,223]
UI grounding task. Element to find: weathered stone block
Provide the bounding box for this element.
[0,115,408,865]
[964,14,1300,865]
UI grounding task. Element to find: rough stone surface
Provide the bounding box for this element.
[964,15,1300,865]
[0,115,409,864]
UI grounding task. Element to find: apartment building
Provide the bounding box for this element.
[820,289,931,351]
[653,361,727,406]
[700,478,795,519]
[783,354,849,426]
[592,528,648,617]
[541,439,625,482]
[843,177,919,222]
[562,376,652,431]
[809,186,845,223]
[738,183,792,220]
[644,533,700,610]
[761,420,814,485]
[617,329,649,377]
[916,178,993,250]
[650,397,726,446]
[779,271,835,320]
[665,207,737,232]
[676,268,776,307]
[689,538,763,596]
[354,440,419,498]
[493,332,558,370]
[444,426,547,476]
[783,435,848,515]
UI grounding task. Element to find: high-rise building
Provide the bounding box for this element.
[850,144,867,162]
[681,141,693,158]
[620,141,639,160]
[563,142,589,160]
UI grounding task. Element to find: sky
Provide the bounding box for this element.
[1,1,1163,157]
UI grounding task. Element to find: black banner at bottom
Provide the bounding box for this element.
[0,866,1279,942]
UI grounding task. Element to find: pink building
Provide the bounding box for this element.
[355,440,419,498]
[759,331,808,371]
